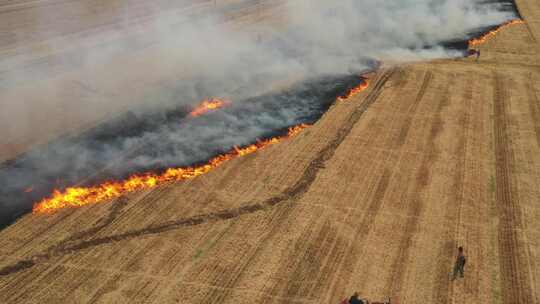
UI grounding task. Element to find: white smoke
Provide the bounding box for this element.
[0,0,514,133]
[0,0,516,226]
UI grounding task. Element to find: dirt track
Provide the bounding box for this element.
[2,0,540,303]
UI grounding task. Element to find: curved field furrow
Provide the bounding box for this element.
[0,70,396,280]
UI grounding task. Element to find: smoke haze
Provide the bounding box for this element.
[0,0,516,227]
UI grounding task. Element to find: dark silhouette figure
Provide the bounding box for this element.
[349,292,365,304]
[476,49,481,62]
[452,246,466,280]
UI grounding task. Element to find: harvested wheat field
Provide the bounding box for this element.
[1,0,540,303]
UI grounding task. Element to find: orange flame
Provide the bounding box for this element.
[189,98,230,117]
[337,79,370,102]
[24,187,33,193]
[469,19,524,48]
[32,124,309,213]
[32,76,370,214]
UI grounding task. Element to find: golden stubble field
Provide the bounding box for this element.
[1,0,540,303]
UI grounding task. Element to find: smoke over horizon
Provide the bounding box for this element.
[0,0,517,228]
[1,0,515,117]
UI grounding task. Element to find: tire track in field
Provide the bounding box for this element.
[326,68,426,302]
[526,74,540,148]
[394,70,433,148]
[0,69,396,279]
[268,70,396,302]
[493,72,534,303]
[386,69,439,299]
[3,209,76,258]
[325,168,391,303]
[198,202,297,304]
[0,195,129,277]
[205,69,397,303]
[296,218,343,300]
[258,205,342,303]
[431,74,469,303]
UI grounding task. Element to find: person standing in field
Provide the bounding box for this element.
[451,246,466,280]
[347,292,366,304]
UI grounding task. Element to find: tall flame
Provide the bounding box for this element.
[189,98,230,117]
[469,19,524,48]
[32,76,370,214]
[32,124,309,213]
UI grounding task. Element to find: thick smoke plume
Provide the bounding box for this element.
[0,0,516,227]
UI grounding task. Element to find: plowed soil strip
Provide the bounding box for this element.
[493,73,534,303]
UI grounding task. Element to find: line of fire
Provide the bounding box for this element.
[2,18,523,219]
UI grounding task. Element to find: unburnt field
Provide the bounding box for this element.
[1,0,540,303]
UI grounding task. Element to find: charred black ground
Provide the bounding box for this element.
[438,0,519,51]
[0,74,366,229]
[0,0,521,231]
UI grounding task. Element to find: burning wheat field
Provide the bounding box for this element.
[0,74,370,226]
[0,0,518,229]
[2,0,540,303]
